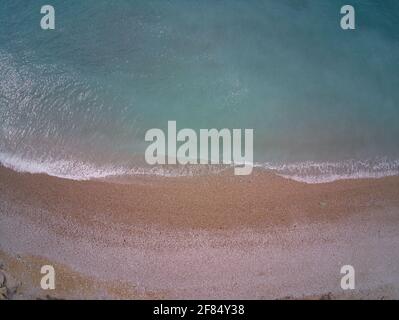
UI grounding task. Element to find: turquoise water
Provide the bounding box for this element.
[1,0,399,182]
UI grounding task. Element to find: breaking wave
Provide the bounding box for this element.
[1,151,398,184]
[256,158,399,184]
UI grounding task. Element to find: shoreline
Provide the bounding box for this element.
[1,165,399,299]
[2,153,399,185]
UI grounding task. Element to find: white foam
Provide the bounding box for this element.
[1,151,399,184]
[0,152,229,181]
[0,152,129,181]
[255,158,399,184]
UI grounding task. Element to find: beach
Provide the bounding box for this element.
[1,165,398,299]
[1,0,399,302]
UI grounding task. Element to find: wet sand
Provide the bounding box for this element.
[1,165,399,299]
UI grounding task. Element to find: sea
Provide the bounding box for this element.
[1,0,399,183]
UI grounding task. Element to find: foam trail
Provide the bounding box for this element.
[1,150,398,184]
[256,159,399,184]
[0,152,230,181]
[0,152,129,180]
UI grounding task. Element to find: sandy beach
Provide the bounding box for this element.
[1,165,399,299]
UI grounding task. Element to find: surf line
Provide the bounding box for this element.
[145,121,253,175]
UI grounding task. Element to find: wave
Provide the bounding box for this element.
[0,152,129,180]
[1,151,399,184]
[0,152,229,181]
[256,158,399,184]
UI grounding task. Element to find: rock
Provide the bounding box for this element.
[319,201,328,208]
[0,271,5,286]
[2,271,20,297]
[0,286,7,300]
[320,292,333,300]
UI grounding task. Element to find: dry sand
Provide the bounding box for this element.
[0,165,399,299]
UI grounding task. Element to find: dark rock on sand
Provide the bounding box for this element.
[0,269,21,300]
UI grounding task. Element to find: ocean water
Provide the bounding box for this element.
[1,0,399,183]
